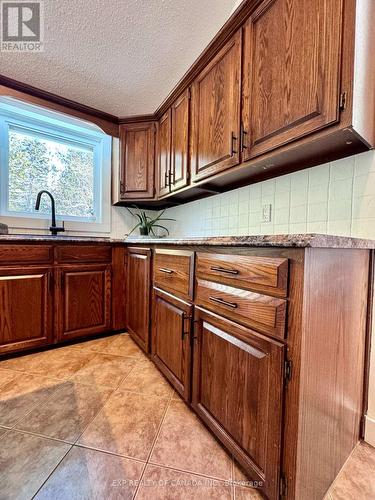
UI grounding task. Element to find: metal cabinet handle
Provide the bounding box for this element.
[230,131,238,156]
[210,266,239,275]
[164,170,169,188]
[159,268,174,274]
[209,296,238,309]
[240,123,248,151]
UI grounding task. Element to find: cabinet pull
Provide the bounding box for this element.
[159,268,174,274]
[209,296,238,309]
[170,169,175,186]
[210,266,239,275]
[230,132,238,156]
[240,123,248,151]
[164,170,169,188]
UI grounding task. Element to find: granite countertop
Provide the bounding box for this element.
[124,233,375,249]
[1,233,375,249]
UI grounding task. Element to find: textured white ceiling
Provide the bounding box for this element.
[0,0,239,116]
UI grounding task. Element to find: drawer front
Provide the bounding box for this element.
[0,245,53,265]
[154,250,194,300]
[196,253,288,297]
[56,245,112,263]
[195,279,286,339]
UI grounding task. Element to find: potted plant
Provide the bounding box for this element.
[126,207,175,237]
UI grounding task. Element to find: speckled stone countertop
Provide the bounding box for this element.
[0,234,120,243]
[0,233,375,249]
[124,234,375,249]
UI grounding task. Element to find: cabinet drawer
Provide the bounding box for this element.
[56,245,112,263]
[0,245,53,265]
[196,252,288,297]
[153,249,194,300]
[195,279,286,339]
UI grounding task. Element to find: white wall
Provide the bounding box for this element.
[164,150,375,448]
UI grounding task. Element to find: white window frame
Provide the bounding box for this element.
[0,97,112,234]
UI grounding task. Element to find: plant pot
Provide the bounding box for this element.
[139,227,149,236]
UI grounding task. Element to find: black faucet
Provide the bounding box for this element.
[35,190,65,236]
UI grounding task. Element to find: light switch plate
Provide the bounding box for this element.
[262,204,272,223]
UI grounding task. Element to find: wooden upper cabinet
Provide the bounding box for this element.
[126,247,152,352]
[0,267,53,354]
[191,30,242,182]
[157,110,172,197]
[171,89,190,191]
[242,0,343,160]
[119,122,156,200]
[157,90,190,198]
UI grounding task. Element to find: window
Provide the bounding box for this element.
[0,98,112,232]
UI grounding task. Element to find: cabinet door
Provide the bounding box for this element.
[242,0,343,161]
[157,111,172,197]
[152,288,192,401]
[0,267,53,354]
[119,122,156,200]
[190,30,241,182]
[126,248,151,352]
[58,265,111,341]
[192,308,284,500]
[171,89,190,192]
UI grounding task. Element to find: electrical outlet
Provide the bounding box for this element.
[262,204,272,223]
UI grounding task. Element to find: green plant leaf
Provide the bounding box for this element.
[152,224,170,235]
[126,222,141,236]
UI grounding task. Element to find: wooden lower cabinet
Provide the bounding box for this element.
[192,307,285,500]
[126,247,152,352]
[0,267,53,354]
[152,287,192,400]
[57,264,112,341]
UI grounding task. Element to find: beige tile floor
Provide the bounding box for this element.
[0,332,373,500]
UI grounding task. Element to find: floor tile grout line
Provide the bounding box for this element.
[73,442,148,464]
[132,390,175,499]
[145,460,236,484]
[71,387,117,447]
[31,444,74,499]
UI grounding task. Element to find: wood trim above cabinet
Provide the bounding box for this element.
[0,77,119,137]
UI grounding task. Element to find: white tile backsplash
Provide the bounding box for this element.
[163,151,375,240]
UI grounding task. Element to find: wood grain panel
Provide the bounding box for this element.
[153,249,194,301]
[111,246,127,331]
[152,287,192,400]
[0,245,53,265]
[292,248,369,499]
[120,122,156,200]
[0,267,52,354]
[192,307,284,500]
[196,279,286,339]
[157,110,172,197]
[126,247,152,352]
[190,30,241,182]
[58,264,111,341]
[171,89,190,192]
[196,252,288,297]
[242,0,343,160]
[56,245,112,263]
